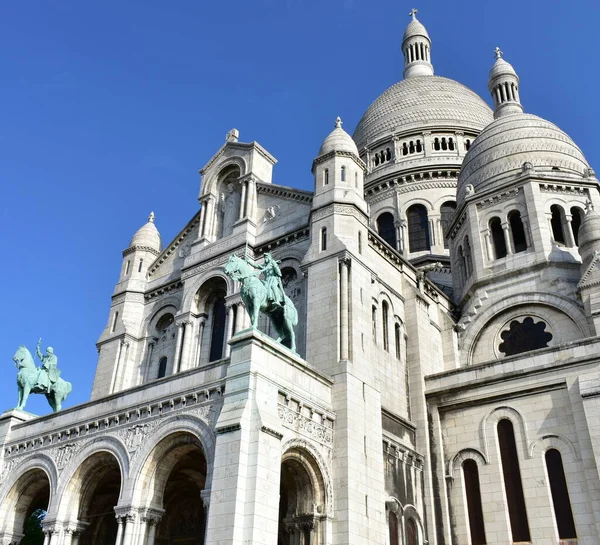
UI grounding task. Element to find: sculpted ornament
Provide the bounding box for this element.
[12,341,72,412]
[224,253,299,352]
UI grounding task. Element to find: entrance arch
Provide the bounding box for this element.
[0,468,50,544]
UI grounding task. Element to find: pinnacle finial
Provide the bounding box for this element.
[494,46,503,59]
[148,211,155,223]
[335,116,343,129]
[409,7,418,19]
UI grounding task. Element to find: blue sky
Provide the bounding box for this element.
[1,1,598,415]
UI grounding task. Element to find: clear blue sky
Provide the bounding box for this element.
[1,1,598,415]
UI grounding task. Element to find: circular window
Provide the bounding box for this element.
[498,316,552,357]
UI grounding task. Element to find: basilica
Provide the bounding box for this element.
[2,10,600,545]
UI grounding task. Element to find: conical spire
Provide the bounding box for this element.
[402,8,433,78]
[489,47,523,119]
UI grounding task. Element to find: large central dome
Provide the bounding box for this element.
[353,75,493,150]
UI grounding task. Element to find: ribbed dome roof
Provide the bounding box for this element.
[489,57,518,80]
[319,117,359,157]
[129,212,162,251]
[457,113,590,199]
[403,18,429,42]
[352,76,493,150]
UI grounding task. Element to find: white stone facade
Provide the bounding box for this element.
[2,11,600,545]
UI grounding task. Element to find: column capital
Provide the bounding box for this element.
[142,507,165,525]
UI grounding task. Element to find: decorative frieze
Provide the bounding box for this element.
[539,183,589,196]
[277,395,334,448]
[144,280,184,301]
[475,187,521,210]
[256,183,313,203]
[311,204,368,226]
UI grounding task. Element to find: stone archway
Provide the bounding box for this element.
[278,448,327,545]
[61,451,122,545]
[0,468,50,545]
[136,431,208,545]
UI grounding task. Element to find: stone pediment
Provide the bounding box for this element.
[578,251,600,289]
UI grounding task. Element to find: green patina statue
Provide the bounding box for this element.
[12,339,72,412]
[224,253,298,352]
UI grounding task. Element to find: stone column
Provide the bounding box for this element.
[198,200,206,238]
[235,303,245,334]
[173,322,185,374]
[502,221,513,255]
[194,314,207,367]
[121,514,136,545]
[142,508,164,545]
[48,528,61,545]
[422,131,432,157]
[339,258,350,361]
[142,340,155,383]
[204,196,216,240]
[482,229,493,261]
[114,517,124,545]
[399,220,407,254]
[522,216,533,248]
[565,214,576,247]
[42,533,50,545]
[394,220,402,252]
[224,305,235,357]
[180,320,194,372]
[546,212,554,242]
[239,181,247,220]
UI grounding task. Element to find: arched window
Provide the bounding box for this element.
[550,205,566,244]
[157,357,167,379]
[389,511,399,545]
[440,201,457,249]
[320,227,327,251]
[124,260,131,276]
[407,204,431,252]
[571,206,584,245]
[386,148,391,161]
[209,296,227,362]
[341,165,346,182]
[372,306,377,343]
[448,137,455,151]
[498,419,530,542]
[489,217,507,259]
[358,231,362,254]
[434,138,440,151]
[324,168,329,185]
[138,258,144,272]
[416,139,422,153]
[463,459,486,545]
[111,311,119,333]
[406,518,418,545]
[546,449,577,539]
[403,143,408,156]
[377,212,397,249]
[441,137,448,151]
[156,313,175,333]
[355,171,358,188]
[409,141,415,154]
[508,210,527,253]
[464,236,473,277]
[395,323,401,359]
[498,317,552,356]
[382,301,390,352]
[458,246,466,284]
[465,139,471,151]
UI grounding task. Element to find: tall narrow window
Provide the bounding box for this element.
[321,227,327,251]
[550,205,565,244]
[382,301,389,352]
[111,311,119,333]
[498,419,530,542]
[355,171,358,188]
[377,212,397,249]
[324,168,329,186]
[209,296,227,362]
[372,306,377,343]
[508,210,527,253]
[395,323,401,359]
[407,204,431,252]
[464,236,473,277]
[124,260,131,276]
[406,518,418,545]
[341,165,346,182]
[440,201,457,249]
[463,459,486,545]
[546,448,577,539]
[489,217,507,259]
[571,207,584,246]
[389,511,399,545]
[358,231,362,254]
[157,357,167,379]
[138,258,144,272]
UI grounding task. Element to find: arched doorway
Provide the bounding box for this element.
[1,468,50,545]
[69,452,122,545]
[137,432,208,545]
[277,448,327,545]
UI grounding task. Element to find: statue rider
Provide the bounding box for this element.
[246,253,286,308]
[36,338,60,388]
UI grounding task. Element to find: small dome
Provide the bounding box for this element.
[577,207,600,256]
[489,56,518,81]
[353,76,493,150]
[318,117,359,157]
[403,18,429,43]
[457,113,590,200]
[129,212,162,251]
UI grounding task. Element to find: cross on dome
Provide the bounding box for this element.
[494,46,503,59]
[409,8,418,19]
[148,211,155,223]
[335,116,343,129]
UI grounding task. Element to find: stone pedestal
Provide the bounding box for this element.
[0,409,37,448]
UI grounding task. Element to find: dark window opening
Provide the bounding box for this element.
[409,141,415,154]
[464,236,473,277]
[551,205,565,244]
[382,301,389,352]
[434,138,440,151]
[389,511,399,545]
[406,518,418,545]
[403,143,409,156]
[448,137,455,151]
[395,323,401,359]
[157,357,167,379]
[407,204,431,252]
[209,296,227,361]
[440,201,457,249]
[463,459,486,545]
[498,419,531,542]
[377,212,397,249]
[571,207,584,246]
[341,166,346,182]
[508,210,527,253]
[324,168,329,185]
[386,148,391,161]
[321,227,327,251]
[546,449,577,539]
[465,139,472,151]
[138,258,144,272]
[372,306,377,343]
[416,139,422,153]
[499,316,552,357]
[490,217,507,259]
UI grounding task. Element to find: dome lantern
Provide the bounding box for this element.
[402,9,434,78]
[489,47,524,119]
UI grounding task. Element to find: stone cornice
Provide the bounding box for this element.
[256,182,313,203]
[365,168,459,198]
[311,150,366,173]
[310,202,368,227]
[144,280,184,301]
[122,246,161,258]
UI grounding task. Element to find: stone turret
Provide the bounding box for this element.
[402,8,433,78]
[489,47,524,119]
[578,204,600,334]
